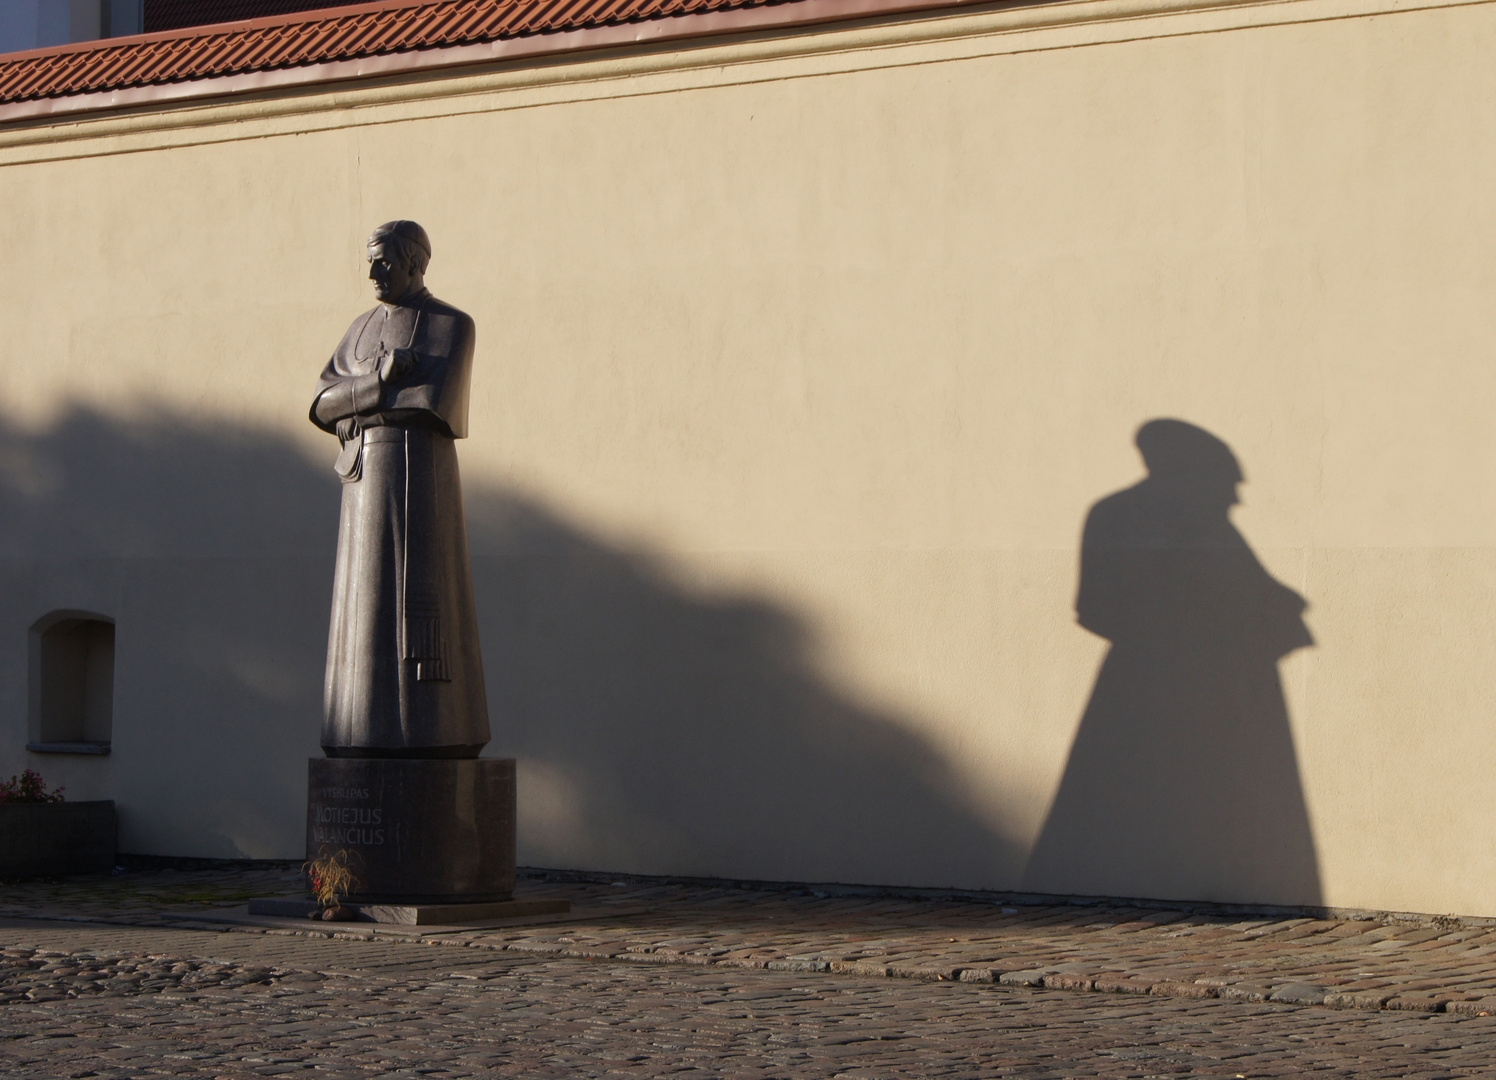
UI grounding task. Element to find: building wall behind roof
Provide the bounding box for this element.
[0,2,42,56]
[142,0,368,34]
[1,0,143,54]
[2,0,1496,914]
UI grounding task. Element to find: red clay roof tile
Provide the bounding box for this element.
[0,0,816,106]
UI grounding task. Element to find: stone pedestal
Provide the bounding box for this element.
[307,757,515,903]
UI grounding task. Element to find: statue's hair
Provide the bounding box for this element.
[368,220,432,275]
[1135,418,1242,484]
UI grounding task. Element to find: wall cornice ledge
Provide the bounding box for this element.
[1,0,1489,163]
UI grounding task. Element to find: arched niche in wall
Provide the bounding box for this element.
[27,611,115,755]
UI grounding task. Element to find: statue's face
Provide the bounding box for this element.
[367,240,415,303]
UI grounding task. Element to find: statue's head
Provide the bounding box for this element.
[1135,418,1243,509]
[367,220,432,304]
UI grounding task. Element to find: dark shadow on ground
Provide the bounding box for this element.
[1023,419,1321,907]
[0,405,1018,886]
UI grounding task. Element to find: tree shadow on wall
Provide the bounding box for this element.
[0,405,1018,885]
[1023,419,1321,907]
[0,407,343,856]
[467,498,1018,888]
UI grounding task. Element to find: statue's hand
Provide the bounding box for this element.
[336,417,361,443]
[379,348,418,384]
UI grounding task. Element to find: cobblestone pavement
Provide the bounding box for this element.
[8,866,1496,1017]
[1,922,1494,1078]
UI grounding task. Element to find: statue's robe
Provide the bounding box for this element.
[310,288,489,757]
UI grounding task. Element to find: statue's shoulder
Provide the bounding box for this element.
[1081,482,1150,547]
[422,295,473,326]
[421,295,475,357]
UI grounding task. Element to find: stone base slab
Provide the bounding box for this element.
[247,896,571,925]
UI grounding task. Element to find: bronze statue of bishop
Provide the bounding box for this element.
[310,221,489,758]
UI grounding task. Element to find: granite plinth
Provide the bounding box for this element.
[247,896,570,925]
[307,757,514,903]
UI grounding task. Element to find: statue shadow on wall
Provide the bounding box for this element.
[1022,419,1321,907]
[0,405,1018,886]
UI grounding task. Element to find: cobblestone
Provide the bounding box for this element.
[0,945,288,1002]
[0,926,1494,1078]
[6,865,1496,1019]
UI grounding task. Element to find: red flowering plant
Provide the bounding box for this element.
[302,848,359,920]
[0,769,64,804]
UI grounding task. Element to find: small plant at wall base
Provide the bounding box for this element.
[0,769,64,804]
[0,771,110,879]
[303,848,359,921]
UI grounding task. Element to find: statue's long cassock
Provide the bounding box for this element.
[310,289,489,757]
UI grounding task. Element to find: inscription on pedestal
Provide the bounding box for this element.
[310,806,385,846]
[309,784,385,847]
[306,758,515,903]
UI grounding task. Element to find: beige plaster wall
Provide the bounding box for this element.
[2,0,1495,913]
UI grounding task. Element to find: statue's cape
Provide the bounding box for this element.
[312,291,476,439]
